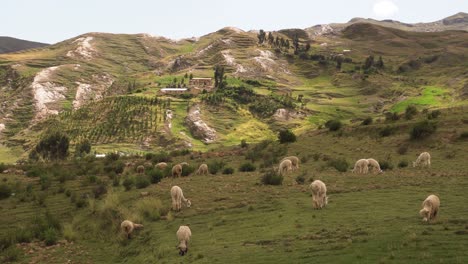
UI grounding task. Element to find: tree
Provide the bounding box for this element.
[214,65,226,89]
[293,34,300,55]
[305,43,311,52]
[189,73,193,80]
[336,58,342,70]
[278,129,297,144]
[33,131,70,161]
[363,55,375,70]
[268,32,274,45]
[257,29,266,44]
[75,139,91,157]
[375,56,384,68]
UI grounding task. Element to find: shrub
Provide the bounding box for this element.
[325,119,342,131]
[151,151,171,163]
[43,228,58,246]
[0,163,7,173]
[105,152,120,162]
[427,110,441,119]
[380,126,396,137]
[240,139,248,148]
[260,170,283,185]
[39,175,51,190]
[459,131,468,140]
[398,160,408,168]
[208,160,225,175]
[385,112,400,121]
[181,164,196,176]
[135,176,151,189]
[361,117,373,126]
[380,161,393,170]
[104,161,125,175]
[410,120,437,140]
[397,145,408,155]
[239,162,256,172]
[222,167,235,175]
[278,129,297,143]
[93,184,108,199]
[405,105,418,120]
[63,224,77,242]
[112,176,120,187]
[1,245,22,262]
[122,177,134,191]
[295,174,306,185]
[15,229,33,243]
[75,197,87,208]
[0,184,11,200]
[87,175,97,184]
[327,158,349,172]
[26,166,46,178]
[147,169,163,184]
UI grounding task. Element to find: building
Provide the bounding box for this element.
[160,88,188,93]
[189,78,213,89]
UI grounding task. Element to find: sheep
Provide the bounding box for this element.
[136,165,145,174]
[140,191,150,197]
[413,152,431,168]
[278,159,293,175]
[281,156,300,171]
[419,194,440,222]
[120,220,144,239]
[310,180,328,209]
[172,162,189,178]
[197,163,208,175]
[176,225,192,256]
[171,185,191,211]
[351,159,369,174]
[155,162,168,170]
[367,158,383,174]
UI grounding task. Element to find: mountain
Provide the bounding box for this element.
[0,15,467,162]
[0,36,49,54]
[306,12,468,37]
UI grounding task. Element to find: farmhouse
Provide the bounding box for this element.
[189,78,213,89]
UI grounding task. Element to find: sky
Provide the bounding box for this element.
[1,0,466,44]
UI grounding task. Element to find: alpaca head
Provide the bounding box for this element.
[419,208,429,221]
[412,161,417,167]
[325,196,329,205]
[186,199,191,208]
[178,243,188,256]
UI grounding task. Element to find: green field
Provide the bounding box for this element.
[391,86,449,113]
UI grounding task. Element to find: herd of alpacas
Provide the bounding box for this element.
[120,151,438,256]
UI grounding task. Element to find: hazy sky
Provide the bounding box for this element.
[1,0,466,44]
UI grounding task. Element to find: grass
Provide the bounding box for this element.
[391,86,449,113]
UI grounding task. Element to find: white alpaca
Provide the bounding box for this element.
[281,156,300,171]
[171,186,191,211]
[176,225,192,256]
[278,159,293,175]
[155,162,168,170]
[413,152,431,168]
[172,162,189,177]
[120,220,144,239]
[351,159,369,174]
[310,180,328,209]
[197,164,208,175]
[419,194,440,222]
[367,158,383,174]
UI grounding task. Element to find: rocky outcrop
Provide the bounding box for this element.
[273,108,306,121]
[185,105,217,143]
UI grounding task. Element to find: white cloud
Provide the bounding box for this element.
[373,0,399,18]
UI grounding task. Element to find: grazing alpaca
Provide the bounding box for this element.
[171,186,191,211]
[413,152,431,168]
[351,159,369,174]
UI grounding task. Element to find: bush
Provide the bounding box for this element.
[380,126,396,137]
[410,120,437,140]
[15,229,33,243]
[1,245,22,262]
[75,197,87,208]
[222,167,235,175]
[260,170,283,185]
[135,176,151,189]
[136,198,170,221]
[327,158,349,172]
[112,176,120,187]
[398,160,408,168]
[104,161,125,175]
[151,151,171,163]
[240,139,248,148]
[208,160,225,175]
[397,145,408,155]
[295,174,306,185]
[405,105,418,120]
[361,117,373,126]
[63,224,76,242]
[147,169,163,184]
[0,184,11,200]
[43,228,58,246]
[278,129,297,143]
[39,175,51,190]
[459,131,468,140]
[427,110,441,119]
[239,162,256,172]
[0,163,7,173]
[122,177,134,191]
[325,119,342,131]
[181,164,196,176]
[380,161,393,170]
[105,152,120,162]
[386,112,400,122]
[26,166,46,178]
[93,184,108,199]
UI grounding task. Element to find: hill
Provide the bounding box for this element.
[0,37,49,54]
[0,18,468,162]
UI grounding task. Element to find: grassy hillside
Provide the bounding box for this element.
[1,107,468,263]
[0,37,49,54]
